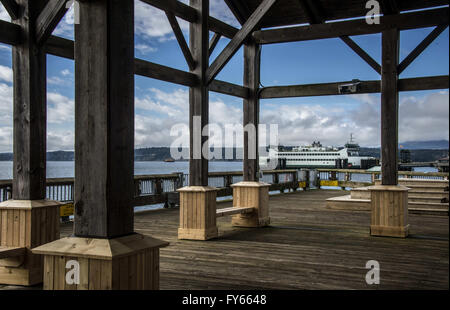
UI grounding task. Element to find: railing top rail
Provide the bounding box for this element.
[316,168,448,178]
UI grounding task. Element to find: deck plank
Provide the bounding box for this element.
[1,190,448,290]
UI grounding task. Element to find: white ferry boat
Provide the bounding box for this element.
[260,135,378,170]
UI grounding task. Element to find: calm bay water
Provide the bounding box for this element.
[0,161,243,180]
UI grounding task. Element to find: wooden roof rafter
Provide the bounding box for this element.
[398,24,449,74]
[140,0,239,39]
[297,0,325,24]
[206,0,277,85]
[165,11,196,71]
[0,0,19,20]
[224,0,251,25]
[224,0,449,29]
[36,0,70,45]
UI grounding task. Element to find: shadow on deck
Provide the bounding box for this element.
[2,190,449,290]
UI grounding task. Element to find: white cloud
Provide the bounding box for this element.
[0,4,10,22]
[399,91,449,142]
[0,82,13,152]
[47,92,75,124]
[48,76,66,85]
[47,130,74,151]
[0,65,12,83]
[135,44,157,55]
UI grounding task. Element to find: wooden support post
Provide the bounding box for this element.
[32,0,167,290]
[189,0,209,187]
[12,0,48,201]
[370,28,409,238]
[178,0,218,241]
[0,0,62,286]
[243,40,260,182]
[234,35,270,226]
[381,28,399,186]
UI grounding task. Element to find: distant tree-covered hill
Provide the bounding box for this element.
[0,144,448,162]
[359,148,448,162]
[398,140,449,150]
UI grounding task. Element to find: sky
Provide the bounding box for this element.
[0,0,448,153]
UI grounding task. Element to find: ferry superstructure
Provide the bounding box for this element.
[260,137,377,169]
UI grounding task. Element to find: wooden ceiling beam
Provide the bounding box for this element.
[0,18,21,45]
[224,0,250,25]
[380,0,400,15]
[297,0,324,24]
[259,76,449,99]
[253,7,449,44]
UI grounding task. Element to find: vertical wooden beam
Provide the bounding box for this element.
[243,40,260,181]
[381,28,399,185]
[74,0,134,238]
[189,0,209,186]
[12,0,48,200]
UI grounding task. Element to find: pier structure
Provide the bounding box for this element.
[0,0,448,289]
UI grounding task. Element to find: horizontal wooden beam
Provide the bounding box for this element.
[0,19,21,45]
[260,80,380,98]
[209,79,249,98]
[398,24,448,74]
[253,7,449,44]
[139,0,238,39]
[36,0,69,45]
[46,35,74,59]
[0,0,19,20]
[259,76,449,99]
[45,35,249,98]
[398,75,449,92]
[134,58,198,87]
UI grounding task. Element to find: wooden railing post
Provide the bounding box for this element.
[292,171,299,192]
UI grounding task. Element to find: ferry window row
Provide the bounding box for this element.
[279,153,340,156]
[288,159,333,161]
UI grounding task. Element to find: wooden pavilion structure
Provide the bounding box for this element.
[0,0,448,289]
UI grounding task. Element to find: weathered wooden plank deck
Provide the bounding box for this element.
[1,189,448,290]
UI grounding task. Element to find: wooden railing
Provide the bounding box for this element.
[315,169,449,189]
[0,169,300,209]
[2,168,446,214]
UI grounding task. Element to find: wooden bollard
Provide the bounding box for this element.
[0,200,62,286]
[177,186,219,240]
[369,185,409,238]
[231,182,270,228]
[32,234,168,290]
